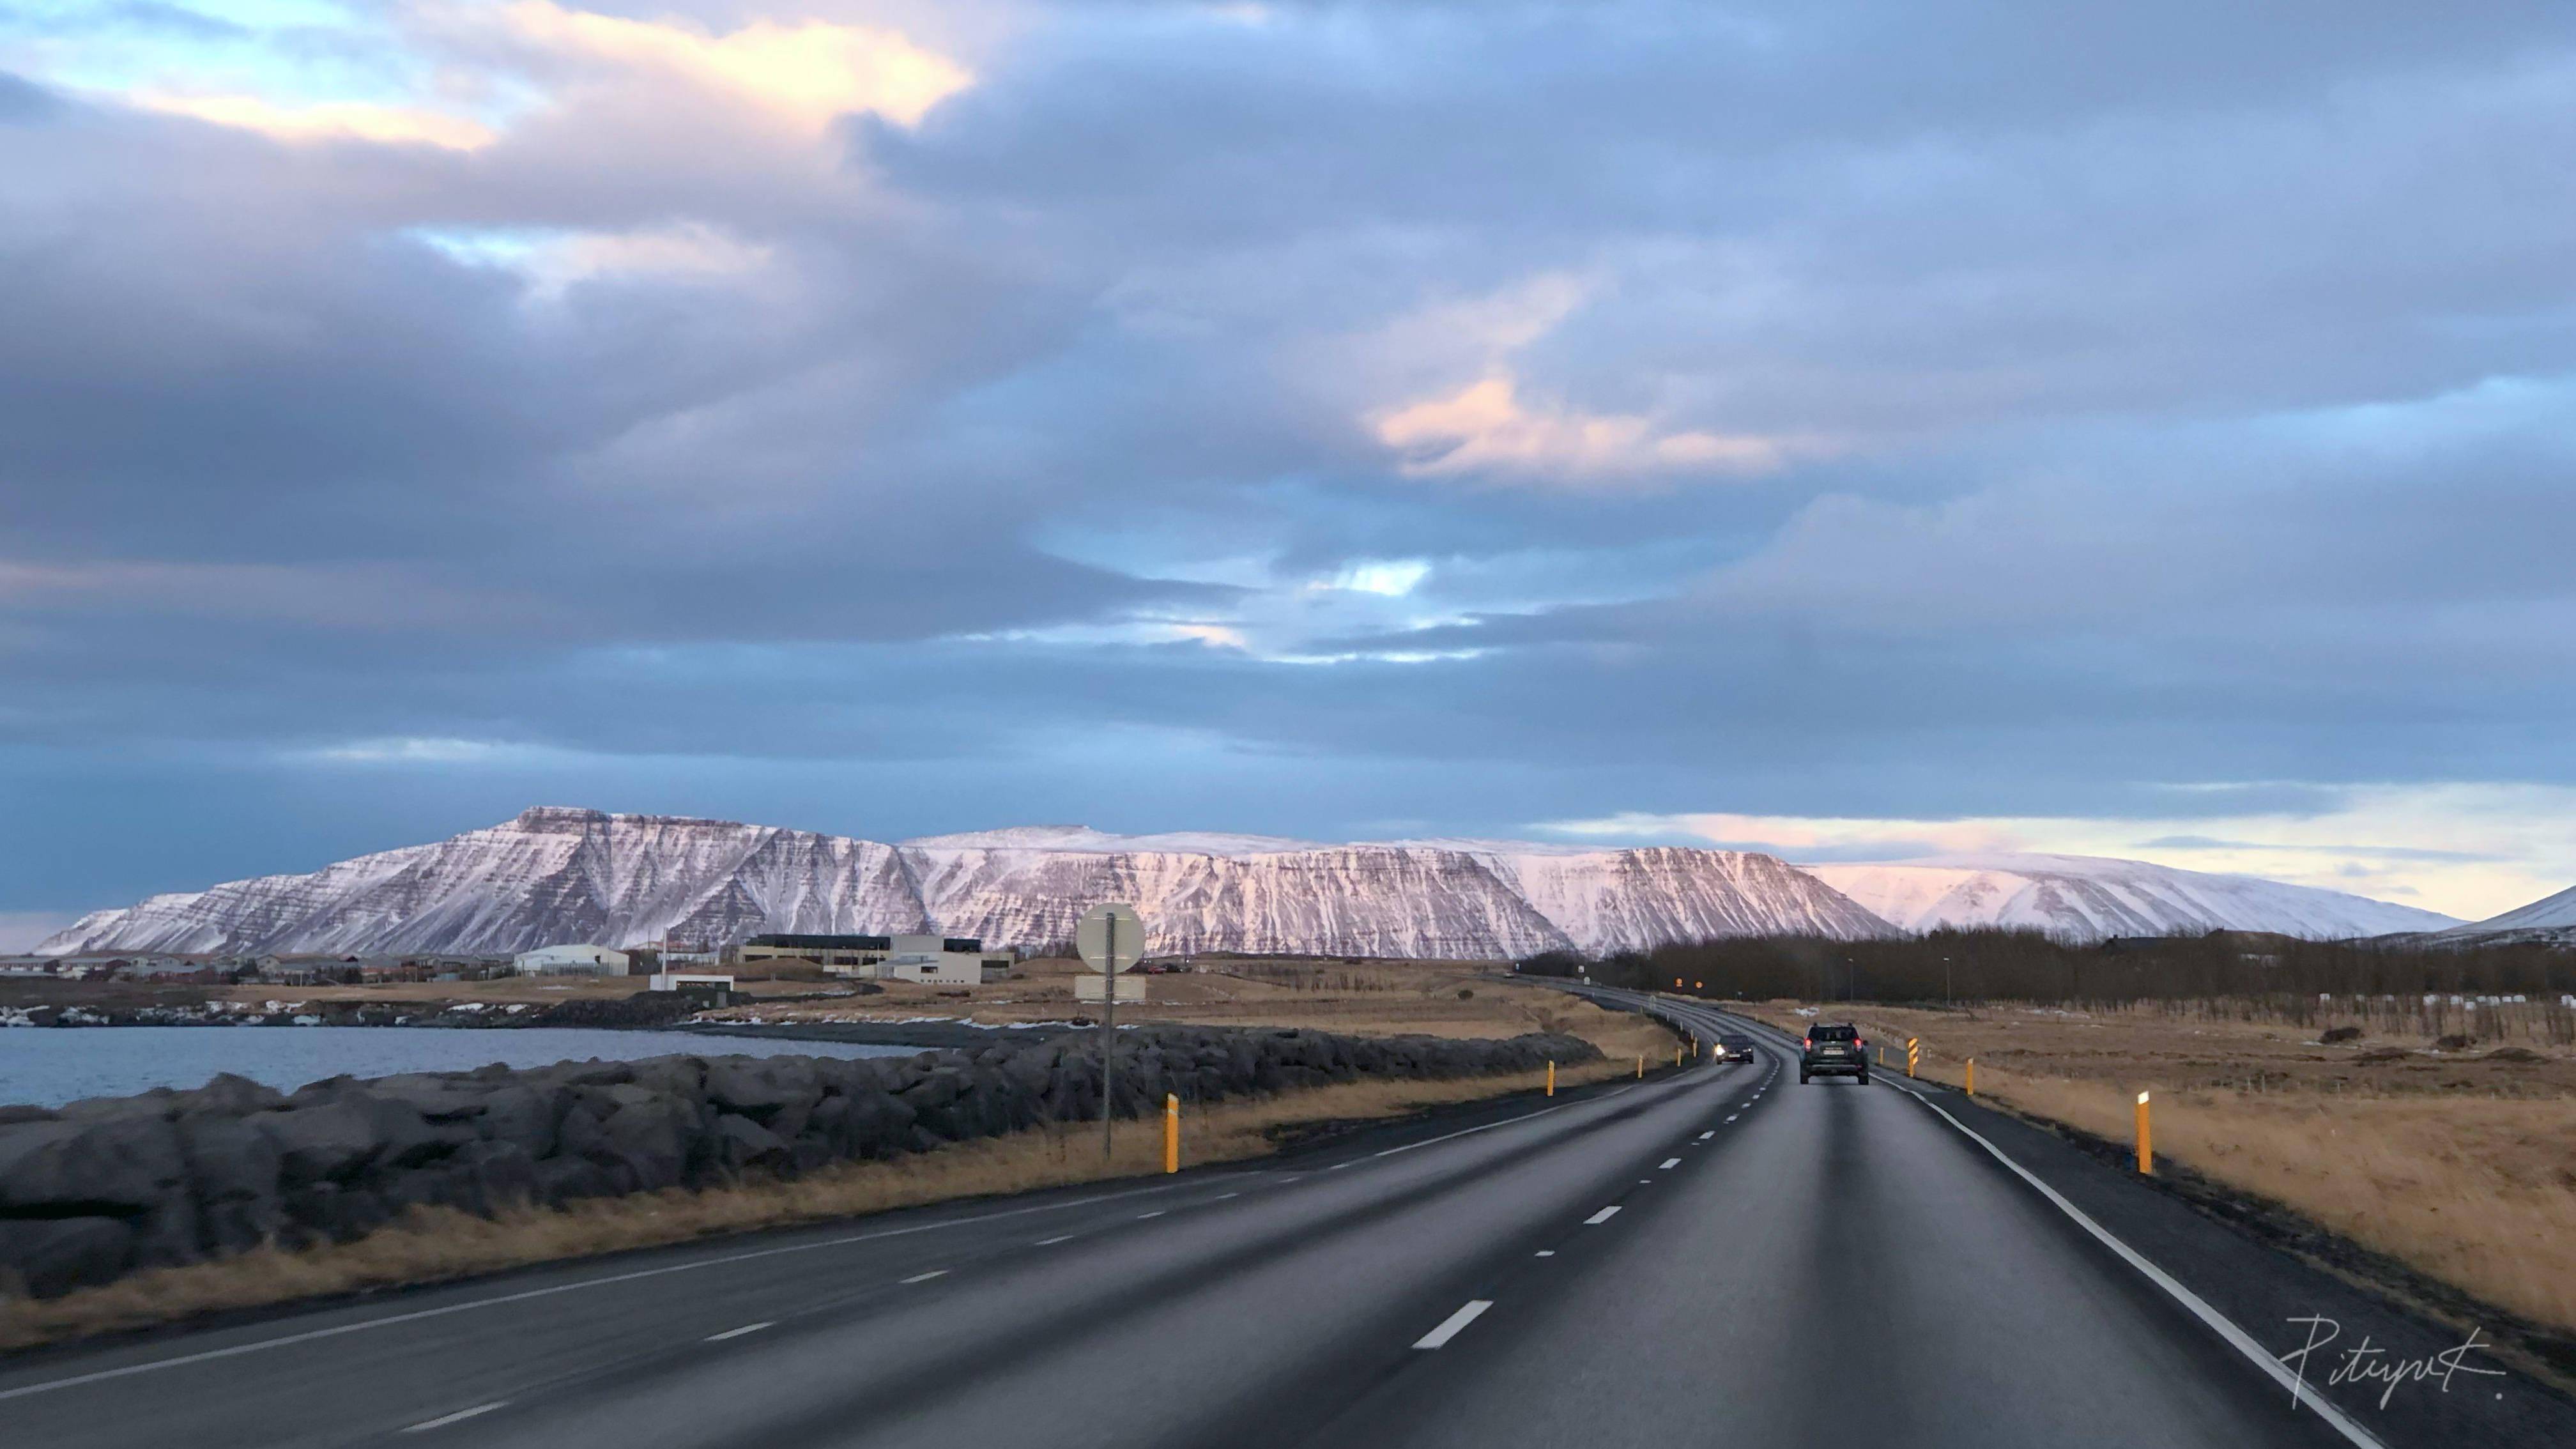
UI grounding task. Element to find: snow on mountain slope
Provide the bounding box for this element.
[1801,854,2460,942]
[2455,882,2576,933]
[897,839,1581,958]
[1466,847,1892,953]
[37,809,931,957]
[38,807,1890,958]
[2412,882,2576,946]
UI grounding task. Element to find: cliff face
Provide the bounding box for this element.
[39,809,1894,958]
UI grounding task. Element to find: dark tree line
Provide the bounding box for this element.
[1520,930,2576,1011]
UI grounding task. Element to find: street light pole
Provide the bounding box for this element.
[1101,909,1118,1160]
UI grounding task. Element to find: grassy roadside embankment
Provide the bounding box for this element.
[0,985,1673,1351]
[1722,998,2576,1358]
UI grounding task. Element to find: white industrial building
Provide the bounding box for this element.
[865,935,990,986]
[512,944,631,976]
[647,972,733,993]
[737,932,1007,986]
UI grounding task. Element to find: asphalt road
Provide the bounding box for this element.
[4,991,2565,1448]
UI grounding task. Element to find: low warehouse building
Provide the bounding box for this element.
[512,944,631,976]
[739,932,1007,985]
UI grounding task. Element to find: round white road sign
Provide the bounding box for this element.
[1075,903,1144,974]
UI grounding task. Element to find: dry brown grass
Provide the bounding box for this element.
[0,1052,1655,1352]
[1726,998,2576,1336]
[714,959,1667,1056]
[1961,1070,2576,1333]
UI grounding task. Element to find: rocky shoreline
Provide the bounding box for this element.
[3,994,711,1032]
[0,999,1083,1052]
[0,1025,1600,1300]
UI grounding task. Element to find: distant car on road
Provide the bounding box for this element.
[1716,1032,1757,1062]
[1800,1022,1869,1084]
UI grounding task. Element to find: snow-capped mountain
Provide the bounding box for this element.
[2453,882,2576,933]
[1800,854,2460,942]
[2425,882,2576,946]
[37,808,1894,960]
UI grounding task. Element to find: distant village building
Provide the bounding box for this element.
[737,933,1006,986]
[647,972,734,997]
[737,933,897,971]
[511,944,631,976]
[253,953,360,985]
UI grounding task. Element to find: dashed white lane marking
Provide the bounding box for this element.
[402,1402,506,1433]
[1135,1211,1166,1220]
[1036,1235,1076,1246]
[1584,1206,1621,1225]
[703,1322,771,1342]
[1328,1162,1353,1170]
[1698,1131,1714,1140]
[1534,1250,1555,1258]
[1726,1115,1739,1123]
[1412,1300,1494,1350]
[900,1270,947,1284]
[1659,1158,1681,1169]
[1215,1192,1241,1200]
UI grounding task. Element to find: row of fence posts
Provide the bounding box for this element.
[1882,1034,2153,1177]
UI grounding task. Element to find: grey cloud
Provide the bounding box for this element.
[0,72,59,125]
[5,1,2575,916]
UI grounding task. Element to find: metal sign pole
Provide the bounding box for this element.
[1101,909,1117,1160]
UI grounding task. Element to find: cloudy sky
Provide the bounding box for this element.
[4,0,2573,944]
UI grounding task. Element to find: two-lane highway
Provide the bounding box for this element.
[1,993,2542,1448]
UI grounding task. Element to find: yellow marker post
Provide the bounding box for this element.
[1546,1060,1556,1097]
[1906,1038,1919,1078]
[2136,1091,2152,1175]
[1163,1092,1179,1174]
[1966,1059,1976,1096]
[1675,1043,1683,1068]
[1636,1055,1643,1078]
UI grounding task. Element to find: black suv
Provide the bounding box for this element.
[1800,1022,1869,1084]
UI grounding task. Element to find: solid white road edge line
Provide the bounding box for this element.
[900,1270,947,1284]
[402,1402,507,1433]
[0,1177,1205,1404]
[1412,1300,1494,1349]
[1889,1081,2388,1449]
[703,1322,771,1342]
[1036,1235,1077,1246]
[1584,1206,1621,1225]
